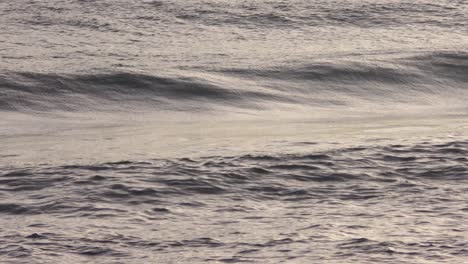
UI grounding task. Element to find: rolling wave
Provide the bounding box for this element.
[0,72,264,112]
[0,52,467,114]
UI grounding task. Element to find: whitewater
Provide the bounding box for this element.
[0,0,467,263]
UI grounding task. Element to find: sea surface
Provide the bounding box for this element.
[1,0,467,263]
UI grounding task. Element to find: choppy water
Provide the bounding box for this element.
[1,0,468,263]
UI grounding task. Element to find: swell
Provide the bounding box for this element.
[0,52,467,113]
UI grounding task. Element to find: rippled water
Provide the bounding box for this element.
[2,140,468,263]
[1,0,467,263]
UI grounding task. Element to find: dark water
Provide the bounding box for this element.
[1,0,468,263]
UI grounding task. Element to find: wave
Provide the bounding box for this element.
[223,52,468,83]
[409,52,468,82]
[222,62,419,84]
[0,72,275,112]
[1,52,467,114]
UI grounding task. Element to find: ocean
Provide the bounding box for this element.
[0,0,467,263]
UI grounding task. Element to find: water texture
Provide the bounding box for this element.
[1,0,467,263]
[1,140,468,263]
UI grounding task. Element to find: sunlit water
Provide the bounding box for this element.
[1,0,467,263]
